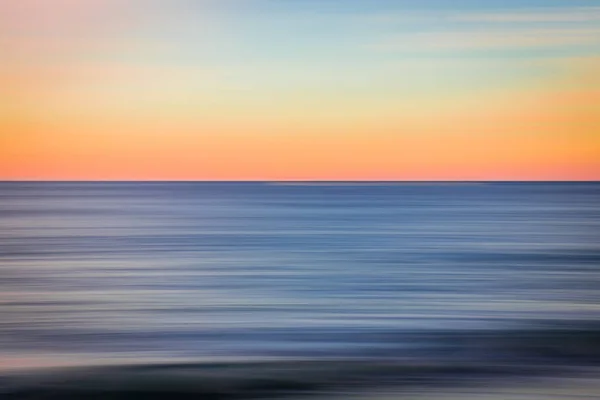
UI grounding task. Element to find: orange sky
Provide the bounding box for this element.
[1,1,599,180]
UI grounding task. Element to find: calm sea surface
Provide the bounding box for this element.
[1,182,599,371]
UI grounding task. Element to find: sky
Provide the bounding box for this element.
[1,0,599,180]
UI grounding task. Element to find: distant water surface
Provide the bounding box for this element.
[1,182,599,371]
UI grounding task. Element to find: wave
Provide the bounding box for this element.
[2,322,600,399]
[0,361,529,400]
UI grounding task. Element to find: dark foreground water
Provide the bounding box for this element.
[1,182,599,398]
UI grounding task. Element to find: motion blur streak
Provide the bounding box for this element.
[1,182,599,399]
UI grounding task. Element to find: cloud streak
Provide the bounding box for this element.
[452,7,600,23]
[371,5,600,52]
[373,6,600,24]
[376,27,600,52]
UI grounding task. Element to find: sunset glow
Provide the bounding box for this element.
[2,0,599,180]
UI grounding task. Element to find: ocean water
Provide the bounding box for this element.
[1,181,599,398]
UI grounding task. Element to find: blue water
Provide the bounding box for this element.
[1,182,599,370]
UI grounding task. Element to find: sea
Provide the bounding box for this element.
[1,181,599,399]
